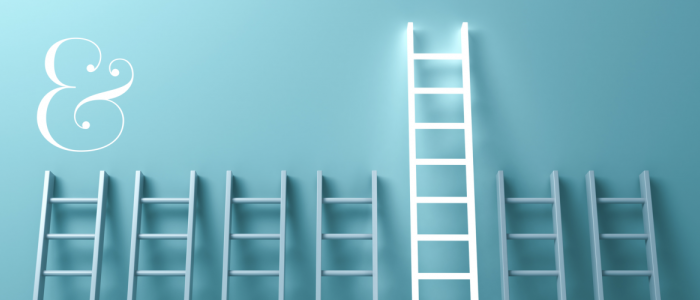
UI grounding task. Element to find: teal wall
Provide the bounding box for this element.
[1,1,698,299]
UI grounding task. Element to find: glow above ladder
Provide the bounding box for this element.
[407,22,479,299]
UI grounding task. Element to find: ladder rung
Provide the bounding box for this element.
[322,234,372,240]
[139,234,188,240]
[413,123,466,130]
[602,270,652,276]
[322,270,373,276]
[231,233,280,240]
[46,234,95,240]
[137,270,186,276]
[509,270,559,277]
[414,197,470,204]
[506,198,553,204]
[43,270,92,276]
[598,198,645,204]
[232,198,281,204]
[413,88,464,94]
[417,234,470,241]
[507,233,556,240]
[415,159,467,165]
[49,198,97,204]
[600,233,648,240]
[141,198,189,204]
[416,273,471,280]
[323,198,372,204]
[230,270,280,276]
[412,53,463,60]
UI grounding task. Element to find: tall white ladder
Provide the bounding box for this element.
[127,171,197,300]
[407,22,479,299]
[33,171,108,300]
[586,170,661,300]
[222,171,287,300]
[316,171,378,300]
[497,171,567,300]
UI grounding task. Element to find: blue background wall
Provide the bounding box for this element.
[1,1,698,299]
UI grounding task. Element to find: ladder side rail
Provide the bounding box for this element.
[222,171,233,299]
[551,171,567,300]
[127,171,144,300]
[640,171,661,300]
[90,171,108,300]
[406,22,420,300]
[279,171,287,300]
[460,22,479,299]
[371,171,379,300]
[586,171,604,300]
[496,171,510,300]
[33,171,54,300]
[315,171,323,300]
[184,171,197,300]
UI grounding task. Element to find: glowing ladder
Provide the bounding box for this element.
[222,171,287,300]
[407,22,478,299]
[127,171,197,300]
[315,171,378,300]
[497,171,567,300]
[586,171,661,300]
[33,171,108,300]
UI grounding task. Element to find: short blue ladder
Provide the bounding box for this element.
[316,171,378,300]
[222,171,287,300]
[497,171,567,300]
[33,171,108,300]
[127,171,197,300]
[586,170,661,300]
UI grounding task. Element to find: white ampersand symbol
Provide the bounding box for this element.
[37,38,133,152]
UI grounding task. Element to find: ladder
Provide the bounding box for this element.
[407,22,479,299]
[33,171,108,300]
[315,171,378,300]
[586,170,661,300]
[222,171,287,300]
[496,171,567,300]
[127,171,197,300]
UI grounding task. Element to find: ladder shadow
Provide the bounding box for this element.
[284,174,311,300]
[191,175,218,299]
[557,176,593,298]
[647,176,683,296]
[100,175,129,299]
